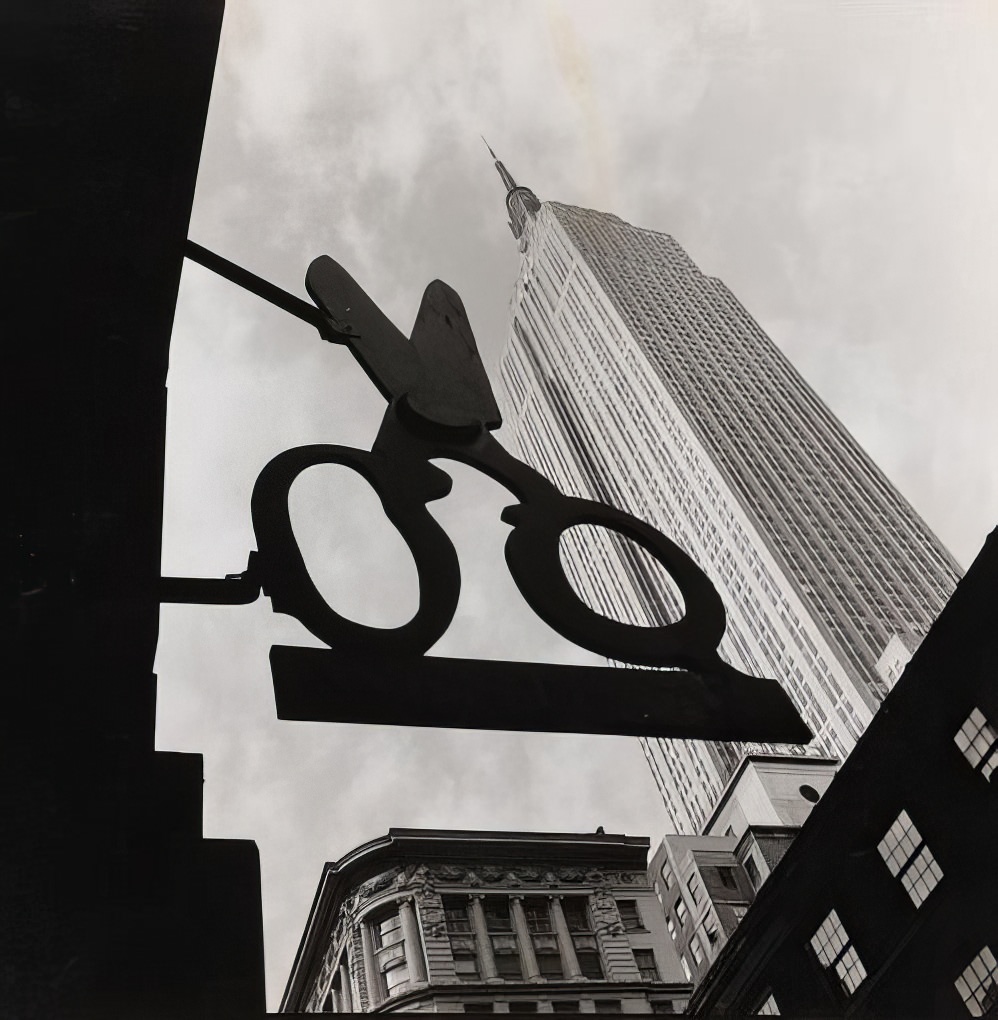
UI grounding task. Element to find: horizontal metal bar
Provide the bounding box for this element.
[159,575,261,605]
[270,645,814,742]
[184,239,327,330]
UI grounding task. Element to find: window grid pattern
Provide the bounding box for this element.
[877,810,943,907]
[498,199,960,834]
[955,708,998,780]
[955,947,998,1017]
[810,910,866,995]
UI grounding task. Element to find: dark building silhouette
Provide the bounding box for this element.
[689,529,998,1017]
[4,3,265,1017]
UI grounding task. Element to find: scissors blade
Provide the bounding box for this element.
[306,255,420,404]
[407,279,502,430]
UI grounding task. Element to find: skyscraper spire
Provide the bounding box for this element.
[481,137,541,241]
[482,136,518,194]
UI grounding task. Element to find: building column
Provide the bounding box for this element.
[510,895,542,981]
[469,894,499,980]
[360,921,382,1008]
[398,897,428,984]
[549,896,583,979]
[339,959,353,1013]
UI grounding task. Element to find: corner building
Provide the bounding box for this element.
[280,828,691,1014]
[494,162,961,834]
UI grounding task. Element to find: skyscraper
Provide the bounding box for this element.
[491,152,962,834]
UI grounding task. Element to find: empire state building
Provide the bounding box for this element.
[492,152,962,834]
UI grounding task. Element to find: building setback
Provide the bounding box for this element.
[688,528,998,1018]
[494,158,961,833]
[280,828,692,1014]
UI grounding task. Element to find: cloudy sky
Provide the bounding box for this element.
[155,1,998,1006]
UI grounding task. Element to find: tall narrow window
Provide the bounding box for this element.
[955,946,998,1017]
[443,895,479,981]
[371,908,410,999]
[955,708,998,780]
[675,898,688,925]
[680,955,692,981]
[634,948,659,981]
[617,899,643,931]
[690,938,704,966]
[687,875,703,906]
[877,810,943,907]
[483,897,521,979]
[563,896,602,979]
[810,910,866,996]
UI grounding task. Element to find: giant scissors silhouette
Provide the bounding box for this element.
[165,248,811,743]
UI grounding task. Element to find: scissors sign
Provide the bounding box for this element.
[164,247,811,743]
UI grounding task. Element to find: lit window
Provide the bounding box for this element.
[667,917,676,941]
[634,948,659,981]
[877,810,943,907]
[618,899,643,931]
[680,955,692,982]
[955,947,998,1017]
[675,899,688,925]
[955,708,998,780]
[810,910,866,996]
[756,992,780,1015]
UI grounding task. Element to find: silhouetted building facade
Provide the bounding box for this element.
[689,529,998,1017]
[493,155,961,834]
[281,829,692,1014]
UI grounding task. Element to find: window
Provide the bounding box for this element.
[680,955,692,981]
[955,708,998,780]
[494,946,523,980]
[661,865,674,889]
[443,895,472,933]
[617,899,643,931]
[810,910,867,996]
[371,908,410,999]
[716,866,738,891]
[955,946,998,1017]
[523,897,553,933]
[690,938,704,965]
[745,856,762,890]
[464,1005,494,1013]
[687,874,702,905]
[484,896,513,933]
[756,992,780,1015]
[877,810,943,907]
[667,916,676,941]
[536,947,564,979]
[561,897,591,932]
[576,943,604,979]
[703,917,720,946]
[453,951,480,982]
[634,948,659,981]
[675,898,688,925]
[507,1003,538,1013]
[552,1003,580,1013]
[594,1000,622,1013]
[732,905,748,922]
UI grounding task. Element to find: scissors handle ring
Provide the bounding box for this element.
[503,494,727,669]
[251,444,460,655]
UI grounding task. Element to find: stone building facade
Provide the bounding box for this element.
[280,829,692,1014]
